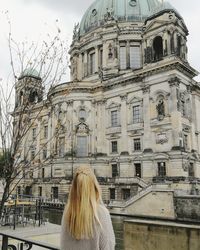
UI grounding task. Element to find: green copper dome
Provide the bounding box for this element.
[80,0,180,35]
[19,68,41,79]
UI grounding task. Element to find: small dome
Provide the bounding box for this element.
[19,68,41,79]
[80,0,180,36]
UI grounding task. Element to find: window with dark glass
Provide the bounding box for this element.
[111,110,118,127]
[42,168,45,179]
[52,187,58,199]
[158,162,166,177]
[99,48,103,67]
[32,128,36,139]
[44,125,48,139]
[134,138,141,151]
[38,186,42,197]
[135,163,141,178]
[110,188,115,200]
[30,149,35,160]
[77,136,88,157]
[111,141,118,153]
[112,164,119,177]
[43,148,47,159]
[181,100,186,116]
[133,105,141,123]
[188,163,194,177]
[122,189,130,200]
[183,134,188,149]
[89,52,95,75]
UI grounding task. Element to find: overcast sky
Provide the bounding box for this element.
[0,0,200,83]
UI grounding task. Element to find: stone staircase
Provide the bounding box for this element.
[109,184,174,209]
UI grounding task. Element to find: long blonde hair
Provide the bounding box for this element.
[64,166,102,240]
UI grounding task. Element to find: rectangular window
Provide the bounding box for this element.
[42,168,45,179]
[99,48,103,67]
[188,163,194,177]
[130,46,141,69]
[77,136,88,157]
[133,138,141,151]
[122,189,130,200]
[38,186,42,197]
[111,110,118,127]
[181,100,186,116]
[89,52,95,75]
[111,141,118,153]
[30,149,35,160]
[183,134,188,149]
[120,47,127,70]
[32,128,36,139]
[110,188,116,200]
[44,126,48,139]
[43,148,47,159]
[158,162,166,177]
[135,163,141,178]
[112,164,119,177]
[52,187,58,199]
[133,105,141,123]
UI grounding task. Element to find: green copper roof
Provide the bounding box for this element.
[19,68,41,79]
[80,0,180,35]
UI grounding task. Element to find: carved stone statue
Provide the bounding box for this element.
[156,99,165,119]
[73,23,80,41]
[98,67,104,82]
[104,8,115,22]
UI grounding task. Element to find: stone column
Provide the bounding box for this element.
[36,119,41,161]
[142,85,152,151]
[47,109,52,157]
[84,52,88,77]
[168,77,182,147]
[191,91,198,151]
[120,94,128,152]
[95,46,99,73]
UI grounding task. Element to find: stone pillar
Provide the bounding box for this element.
[142,85,152,151]
[47,110,52,157]
[95,46,99,73]
[191,91,198,151]
[120,94,128,152]
[84,52,88,77]
[36,119,41,161]
[168,77,182,147]
[77,53,82,81]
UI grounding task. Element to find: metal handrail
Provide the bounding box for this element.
[0,232,59,250]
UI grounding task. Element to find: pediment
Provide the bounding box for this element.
[106,102,121,109]
[154,153,169,160]
[127,96,142,105]
[144,19,167,34]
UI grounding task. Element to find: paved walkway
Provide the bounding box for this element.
[0,223,61,248]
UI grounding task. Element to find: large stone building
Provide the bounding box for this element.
[14,0,200,208]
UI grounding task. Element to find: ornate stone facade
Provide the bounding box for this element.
[13,0,200,203]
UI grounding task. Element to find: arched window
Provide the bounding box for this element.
[153,36,163,61]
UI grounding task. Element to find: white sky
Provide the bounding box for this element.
[0,0,200,83]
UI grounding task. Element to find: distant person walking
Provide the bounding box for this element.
[60,166,115,250]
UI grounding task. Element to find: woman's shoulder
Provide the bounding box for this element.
[97,204,110,219]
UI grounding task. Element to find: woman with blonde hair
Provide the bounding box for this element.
[60,166,115,250]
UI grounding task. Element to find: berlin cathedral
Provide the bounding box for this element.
[14,0,200,217]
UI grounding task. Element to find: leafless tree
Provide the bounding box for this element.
[0,17,71,220]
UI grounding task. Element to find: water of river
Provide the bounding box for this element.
[44,209,124,250]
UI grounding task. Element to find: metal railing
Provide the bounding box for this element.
[0,232,59,250]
